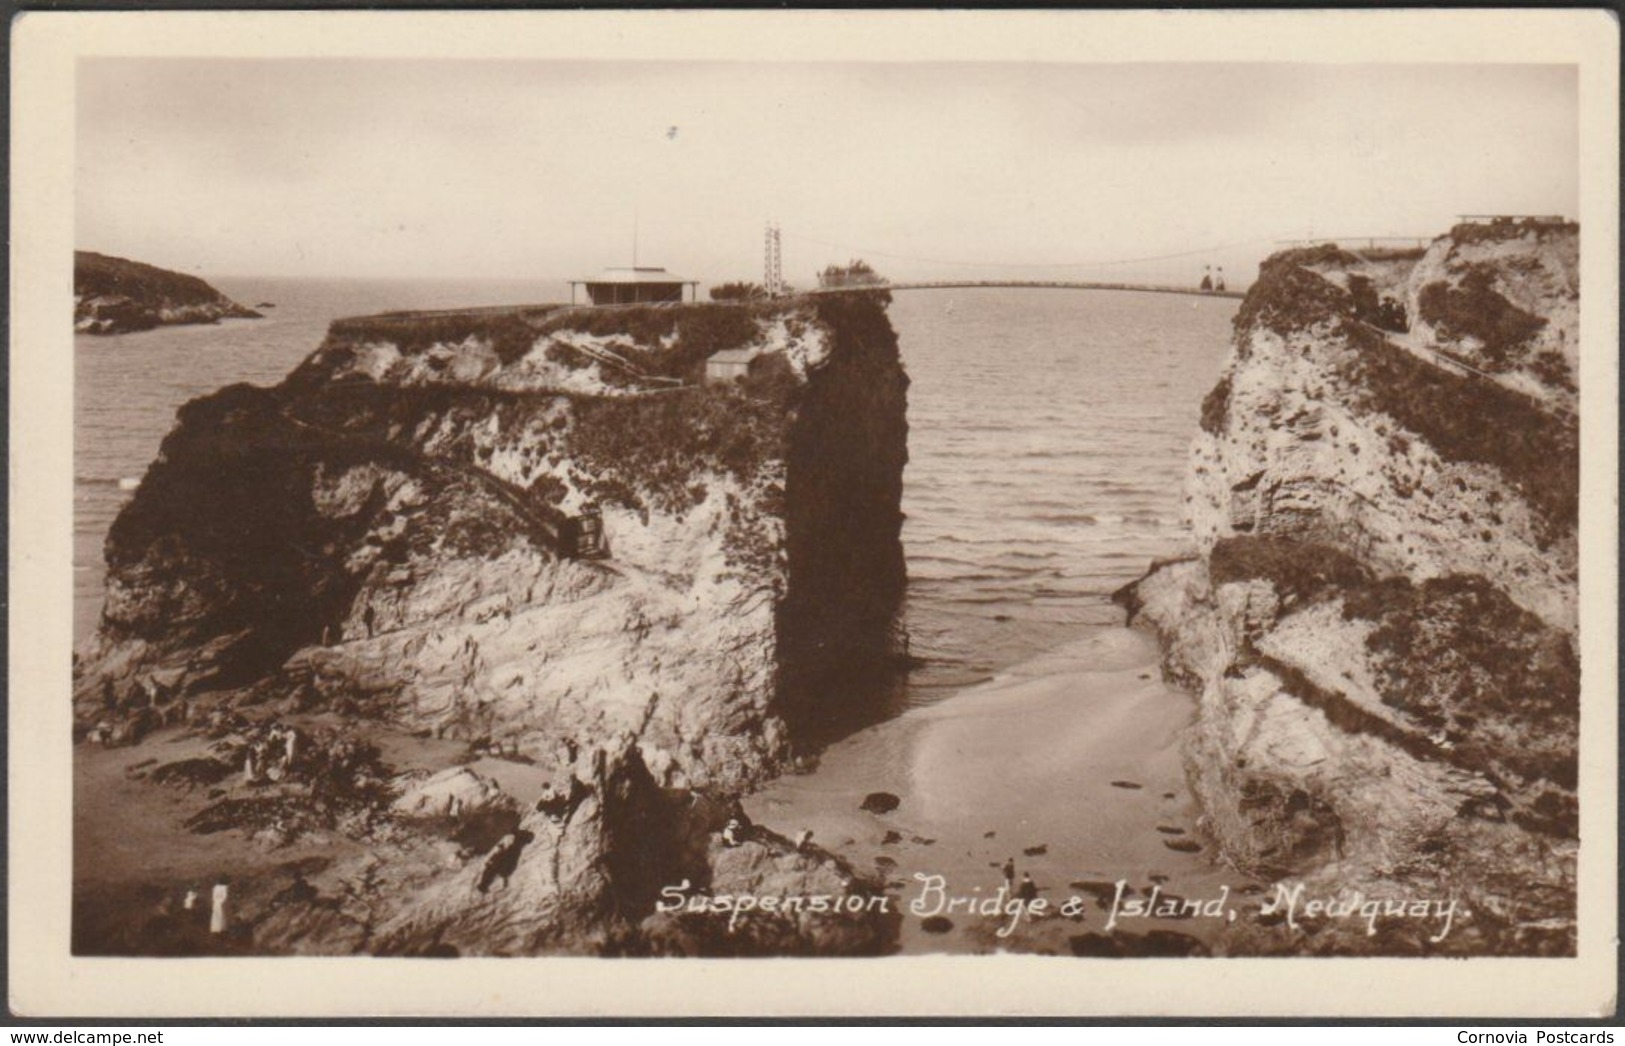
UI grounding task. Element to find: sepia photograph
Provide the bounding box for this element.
[10,8,1619,1019]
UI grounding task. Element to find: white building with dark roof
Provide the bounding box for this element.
[569,267,698,306]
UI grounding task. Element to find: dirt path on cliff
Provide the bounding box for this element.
[745,627,1251,956]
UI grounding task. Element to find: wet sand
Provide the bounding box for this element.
[746,627,1245,954]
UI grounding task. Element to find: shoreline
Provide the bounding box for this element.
[744,625,1243,955]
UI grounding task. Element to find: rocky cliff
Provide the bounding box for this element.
[73,292,907,956]
[1120,221,1579,956]
[75,251,262,334]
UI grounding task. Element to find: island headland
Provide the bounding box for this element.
[73,291,908,956]
[75,251,263,334]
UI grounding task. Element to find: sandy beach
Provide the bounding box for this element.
[745,627,1249,955]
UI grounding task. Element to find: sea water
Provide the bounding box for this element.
[889,288,1234,702]
[74,281,1236,698]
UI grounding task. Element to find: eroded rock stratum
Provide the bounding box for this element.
[73,294,907,956]
[1120,222,1580,955]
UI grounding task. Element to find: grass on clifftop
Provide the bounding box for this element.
[1231,247,1359,343]
[75,250,248,309]
[327,312,542,367]
[1449,219,1578,246]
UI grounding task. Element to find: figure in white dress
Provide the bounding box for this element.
[210,881,229,934]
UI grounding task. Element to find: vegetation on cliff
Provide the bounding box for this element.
[74,251,261,334]
[1416,263,1548,372]
[327,308,554,367]
[1208,535,1369,610]
[76,291,910,956]
[1230,246,1360,342]
[1348,574,1578,833]
[568,384,790,519]
[538,302,763,382]
[1127,223,1581,956]
[1342,323,1577,540]
[1208,532,1578,838]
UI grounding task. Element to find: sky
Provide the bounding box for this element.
[76,60,1579,287]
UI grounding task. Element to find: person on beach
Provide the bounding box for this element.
[794,829,814,854]
[209,880,230,934]
[363,603,377,639]
[722,817,744,847]
[1017,873,1039,909]
[1002,857,1016,889]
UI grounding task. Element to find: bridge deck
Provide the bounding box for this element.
[801,280,1245,300]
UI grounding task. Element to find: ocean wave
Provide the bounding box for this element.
[1025,511,1099,525]
[74,474,142,489]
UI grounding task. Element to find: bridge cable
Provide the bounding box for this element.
[777,227,1313,272]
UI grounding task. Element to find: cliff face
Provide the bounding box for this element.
[1122,224,1579,955]
[79,295,907,790]
[73,294,906,956]
[75,251,262,334]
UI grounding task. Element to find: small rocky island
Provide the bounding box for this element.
[75,250,262,334]
[73,291,908,956]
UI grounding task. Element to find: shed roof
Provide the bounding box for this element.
[574,267,695,285]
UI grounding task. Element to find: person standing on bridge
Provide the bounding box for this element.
[1215,267,1227,292]
[1199,267,1213,292]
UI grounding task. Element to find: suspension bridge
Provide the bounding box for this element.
[799,279,1244,301]
[763,223,1248,302]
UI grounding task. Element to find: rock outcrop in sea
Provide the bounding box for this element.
[75,250,263,334]
[1119,220,1580,955]
[73,292,908,956]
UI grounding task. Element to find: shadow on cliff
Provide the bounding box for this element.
[772,293,913,752]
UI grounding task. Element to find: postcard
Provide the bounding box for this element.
[9,8,1618,1018]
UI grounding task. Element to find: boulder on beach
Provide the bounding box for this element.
[859,791,900,814]
[392,767,511,818]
